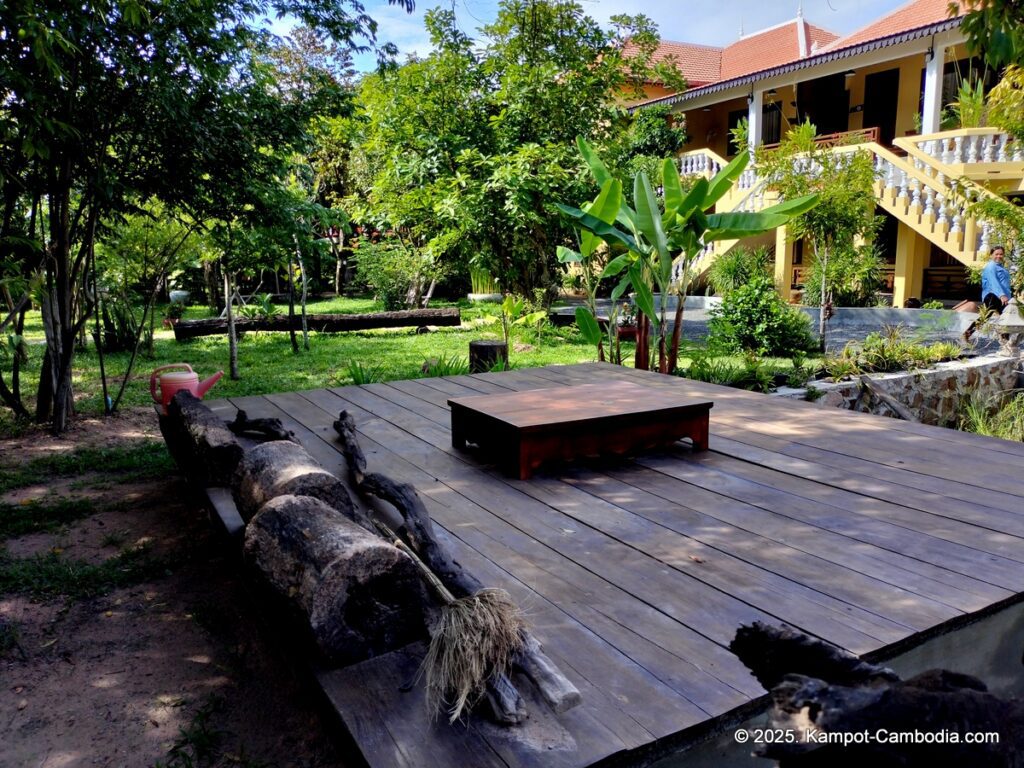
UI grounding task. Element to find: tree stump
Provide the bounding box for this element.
[469,340,508,373]
[244,494,429,665]
[233,440,358,523]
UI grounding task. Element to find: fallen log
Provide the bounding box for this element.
[233,440,362,525]
[732,622,1024,767]
[160,391,244,486]
[173,308,461,340]
[333,409,582,719]
[245,494,430,665]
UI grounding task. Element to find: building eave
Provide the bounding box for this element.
[630,17,962,113]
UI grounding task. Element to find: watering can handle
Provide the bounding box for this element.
[150,363,194,404]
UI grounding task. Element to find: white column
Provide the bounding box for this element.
[747,88,764,158]
[921,42,947,135]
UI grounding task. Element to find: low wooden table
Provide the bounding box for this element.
[449,381,713,479]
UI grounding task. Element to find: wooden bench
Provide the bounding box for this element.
[449,381,713,479]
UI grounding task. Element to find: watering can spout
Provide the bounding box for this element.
[196,371,224,398]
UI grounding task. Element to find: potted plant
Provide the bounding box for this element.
[617,302,637,341]
[163,301,186,328]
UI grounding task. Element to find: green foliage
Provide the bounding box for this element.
[561,142,818,371]
[164,302,187,321]
[0,497,98,539]
[355,241,437,311]
[344,3,685,299]
[237,294,280,320]
[961,391,1024,441]
[709,274,816,357]
[706,246,773,297]
[987,65,1024,142]
[960,0,1024,69]
[757,121,879,338]
[346,360,387,385]
[421,355,471,377]
[799,243,883,308]
[921,300,946,309]
[614,105,688,162]
[0,0,392,429]
[952,78,987,128]
[823,325,963,379]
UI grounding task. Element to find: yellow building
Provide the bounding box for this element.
[634,0,1024,307]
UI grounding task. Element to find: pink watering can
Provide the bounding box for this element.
[150,364,223,414]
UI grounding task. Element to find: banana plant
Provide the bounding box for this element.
[557,138,819,373]
[556,174,624,361]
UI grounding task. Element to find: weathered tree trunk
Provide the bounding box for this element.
[233,439,360,525]
[245,494,430,665]
[333,410,582,717]
[294,236,310,351]
[668,296,685,374]
[160,391,244,486]
[469,340,508,374]
[224,268,239,380]
[287,252,299,354]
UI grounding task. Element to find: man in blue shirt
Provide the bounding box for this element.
[964,246,1011,342]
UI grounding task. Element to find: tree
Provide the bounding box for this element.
[0,0,411,432]
[756,122,879,346]
[342,2,687,300]
[958,0,1024,69]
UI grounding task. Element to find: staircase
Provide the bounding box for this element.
[678,128,1024,279]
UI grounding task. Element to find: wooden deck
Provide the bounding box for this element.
[206,362,1024,767]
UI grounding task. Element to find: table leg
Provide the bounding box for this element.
[690,415,710,451]
[451,415,468,450]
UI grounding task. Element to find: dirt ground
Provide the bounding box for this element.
[0,408,350,768]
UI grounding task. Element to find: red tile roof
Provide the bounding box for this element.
[824,0,964,52]
[623,40,723,86]
[720,21,806,81]
[631,0,964,104]
[806,23,840,54]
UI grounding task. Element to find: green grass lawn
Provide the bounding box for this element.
[10,298,600,416]
[4,296,815,428]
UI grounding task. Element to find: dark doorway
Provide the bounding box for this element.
[863,68,900,145]
[796,73,850,135]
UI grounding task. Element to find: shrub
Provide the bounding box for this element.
[961,391,1024,442]
[706,245,773,297]
[355,241,436,311]
[708,274,815,356]
[799,243,883,308]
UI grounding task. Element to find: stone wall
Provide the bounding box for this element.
[775,354,1022,427]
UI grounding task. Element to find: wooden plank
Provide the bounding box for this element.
[234,392,666,758]
[319,646,511,768]
[315,384,889,655]
[358,373,1020,606]
[367,380,944,638]
[707,429,1024,537]
[292,387,766,701]
[268,392,720,737]
[582,364,1024,498]
[635,451,1024,590]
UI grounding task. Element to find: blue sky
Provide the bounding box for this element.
[351,0,916,70]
